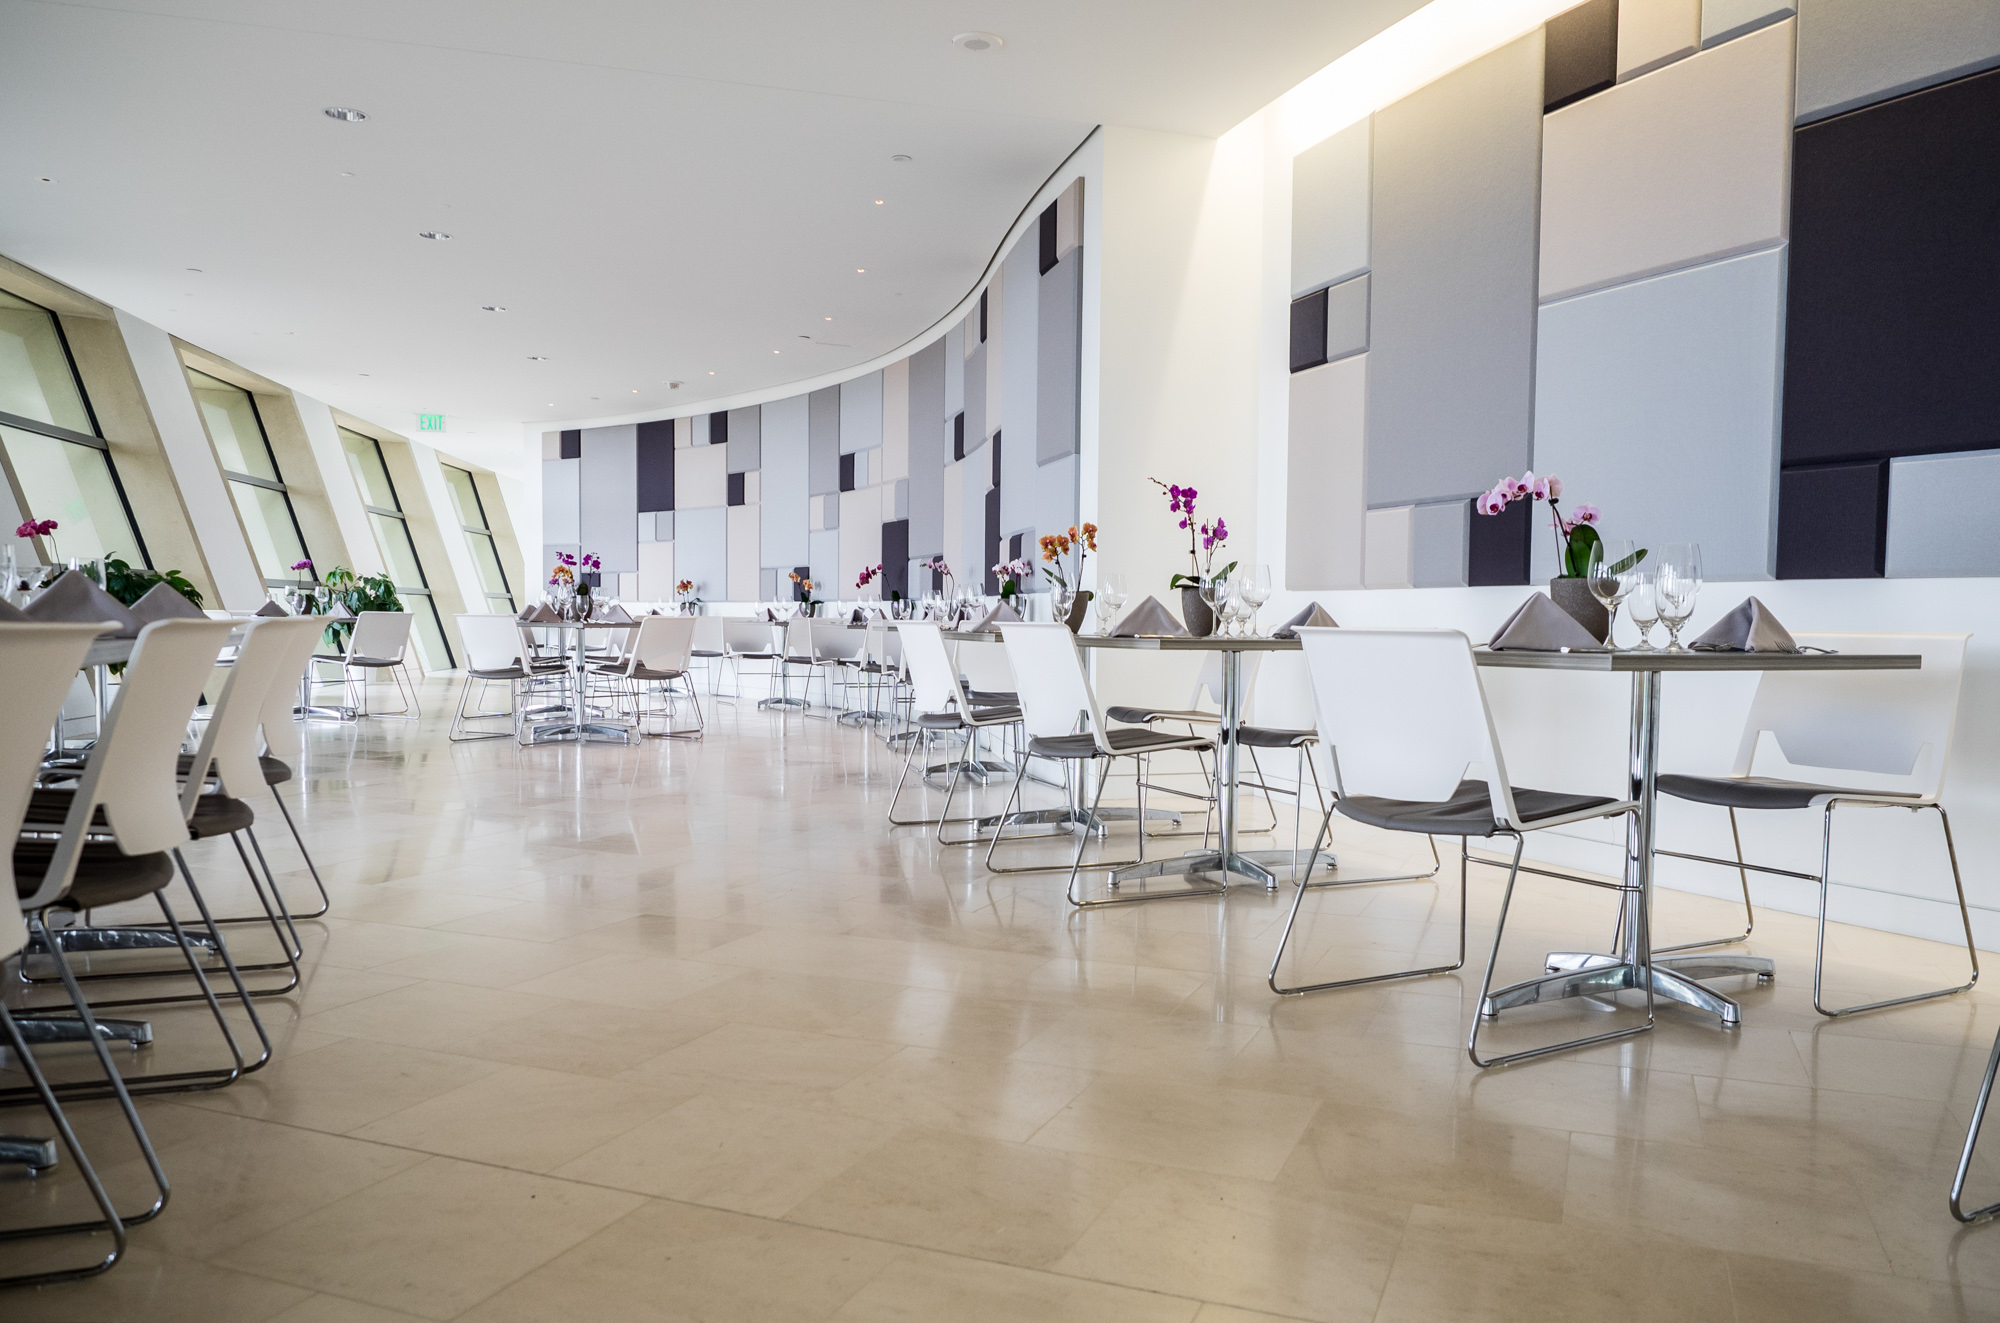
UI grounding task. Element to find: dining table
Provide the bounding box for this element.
[523,618,638,744]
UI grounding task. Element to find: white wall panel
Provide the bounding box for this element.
[808,529,838,594]
[941,461,964,585]
[673,507,727,603]
[759,394,809,569]
[1410,500,1468,588]
[839,486,883,592]
[727,505,760,601]
[541,458,580,544]
[578,424,637,574]
[1887,451,2000,578]
[1796,0,2000,121]
[999,239,1040,535]
[1532,248,1786,582]
[1363,506,1414,589]
[1618,0,1699,78]
[1702,0,1793,47]
[673,442,728,511]
[636,539,673,601]
[1290,119,1371,297]
[1285,356,1367,591]
[839,371,882,454]
[880,358,910,482]
[1540,19,1793,301]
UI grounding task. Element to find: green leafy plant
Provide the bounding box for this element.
[95,557,205,609]
[297,566,401,648]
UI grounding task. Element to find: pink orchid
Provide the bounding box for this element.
[1572,504,1600,526]
[1475,489,1508,517]
[1543,474,1563,501]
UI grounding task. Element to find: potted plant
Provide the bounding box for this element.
[991,557,1030,606]
[100,557,204,610]
[1476,471,1643,641]
[920,555,954,602]
[788,570,821,615]
[855,563,883,599]
[1037,524,1096,632]
[675,578,700,614]
[1149,480,1233,636]
[301,566,401,648]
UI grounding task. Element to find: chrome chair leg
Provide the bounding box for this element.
[1813,802,1978,1018]
[1952,1025,2000,1222]
[1268,823,1454,996]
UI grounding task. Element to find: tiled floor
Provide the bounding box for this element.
[6,674,2000,1320]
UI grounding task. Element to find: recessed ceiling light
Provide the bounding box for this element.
[892,154,912,163]
[339,171,355,178]
[669,381,682,389]
[631,389,639,393]
[856,268,866,273]
[527,355,549,360]
[825,316,833,321]
[38,177,54,183]
[359,373,370,377]
[797,335,811,340]
[874,200,884,205]
[952,31,1003,51]
[418,231,451,240]
[323,107,368,122]
[481,305,506,312]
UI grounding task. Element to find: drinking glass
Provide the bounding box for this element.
[1240,564,1272,635]
[1625,572,1660,650]
[1586,540,1637,646]
[1199,572,1227,637]
[1654,543,1702,651]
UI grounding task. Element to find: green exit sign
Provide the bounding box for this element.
[417,413,446,432]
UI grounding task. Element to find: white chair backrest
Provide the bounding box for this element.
[348,611,412,662]
[895,623,966,715]
[782,617,814,660]
[631,614,697,674]
[692,615,725,653]
[1297,627,1521,826]
[258,617,327,766]
[188,616,318,808]
[724,619,777,655]
[24,618,235,910]
[999,623,1104,745]
[811,621,865,663]
[456,613,524,673]
[1734,631,1968,799]
[1188,651,1261,712]
[0,623,104,955]
[955,636,1017,697]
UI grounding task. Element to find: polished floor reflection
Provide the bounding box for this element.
[5,676,2000,1320]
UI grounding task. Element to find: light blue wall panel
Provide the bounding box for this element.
[1886,450,2000,577]
[726,406,761,473]
[1410,500,1468,588]
[944,323,965,422]
[759,393,809,569]
[1703,0,1793,47]
[839,372,882,454]
[578,424,637,574]
[1325,274,1370,363]
[673,507,728,603]
[1023,454,1078,566]
[1532,247,1786,582]
[1366,31,1543,508]
[1036,247,1082,465]
[808,529,839,594]
[964,341,988,455]
[542,457,579,544]
[1291,119,1371,297]
[1796,0,2000,120]
[1000,238,1041,533]
[906,340,946,559]
[807,386,840,497]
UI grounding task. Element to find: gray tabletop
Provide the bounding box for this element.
[1472,648,1921,671]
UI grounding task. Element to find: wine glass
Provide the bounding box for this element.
[1586,540,1637,646]
[1240,564,1272,636]
[1655,543,1702,651]
[1625,572,1660,651]
[1199,572,1227,638]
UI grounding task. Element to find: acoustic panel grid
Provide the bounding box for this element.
[544,181,1083,604]
[1286,3,2000,589]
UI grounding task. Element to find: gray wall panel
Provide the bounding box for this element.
[907,340,946,558]
[759,394,810,569]
[1325,274,1370,363]
[726,406,761,473]
[807,386,841,496]
[839,371,883,454]
[1286,356,1368,591]
[1036,247,1083,465]
[1886,450,2000,577]
[1000,238,1041,532]
[1291,120,1371,297]
[1366,31,1543,509]
[1410,500,1469,587]
[541,457,580,544]
[1532,248,1786,582]
[578,424,638,574]
[1703,0,1793,47]
[808,529,839,594]
[1797,0,2000,121]
[963,341,988,456]
[673,507,728,603]
[944,324,965,421]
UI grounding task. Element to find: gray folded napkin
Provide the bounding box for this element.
[1691,596,1799,653]
[1272,602,1339,639]
[601,602,634,623]
[329,601,356,620]
[517,604,538,621]
[969,600,1022,632]
[523,603,560,623]
[851,608,867,624]
[254,600,289,617]
[1111,595,1190,638]
[0,598,28,622]
[1488,593,1607,652]
[128,582,208,623]
[23,569,141,638]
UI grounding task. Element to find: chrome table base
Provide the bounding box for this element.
[1484,951,1774,1027]
[0,1136,59,1173]
[1112,847,1337,892]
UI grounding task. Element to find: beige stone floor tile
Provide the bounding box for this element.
[1563,1131,1891,1271]
[455,1198,901,1323]
[1054,1166,1407,1322]
[501,949,742,1008]
[1011,1006,1262,1079]
[828,1247,1202,1321]
[1219,1025,1464,1114]
[171,1036,506,1133]
[214,1156,643,1319]
[1277,1099,1571,1221]
[445,995,728,1077]
[1456,1057,1706,1144]
[306,919,488,972]
[825,986,1073,1057]
[277,961,424,1016]
[552,1091,902,1216]
[625,1021,905,1092]
[264,1295,434,1322]
[1790,1027,1981,1102]
[1373,1203,1734,1322]
[1014,957,1215,1012]
[1692,1074,1970,1175]
[1191,1308,1315,1323]
[827,1046,1097,1142]
[549,912,763,958]
[0,1243,311,1321]
[298,980,564,1055]
[367,931,605,988]
[1725,1251,2000,1322]
[431,900,641,943]
[350,1063,696,1171]
[658,968,906,1032]
[1027,1073,1321,1181]
[786,1126,1149,1269]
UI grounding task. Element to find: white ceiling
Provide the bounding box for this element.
[0,0,1425,471]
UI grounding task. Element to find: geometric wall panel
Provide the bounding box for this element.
[759,394,809,570]
[999,238,1041,535]
[1290,119,1370,298]
[674,507,728,602]
[1289,289,1328,373]
[726,406,761,473]
[1362,505,1414,589]
[1885,450,2000,578]
[1037,246,1082,465]
[1410,500,1468,587]
[542,457,579,545]
[808,386,840,496]
[1776,460,1887,579]
[637,420,675,511]
[1325,274,1370,364]
[839,372,882,454]
[1540,19,1793,301]
[1795,0,2000,122]
[1544,0,1618,111]
[1618,0,1699,80]
[1783,65,2000,467]
[1533,248,1787,582]
[907,340,946,560]
[1367,31,1544,508]
[579,424,638,574]
[674,443,727,513]
[1701,0,1793,49]
[1285,355,1366,591]
[727,505,760,601]
[1468,492,1532,586]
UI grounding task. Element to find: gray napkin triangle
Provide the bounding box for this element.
[129,582,208,623]
[523,603,559,623]
[517,604,538,621]
[970,600,1022,632]
[1272,602,1339,639]
[1488,592,1607,652]
[602,602,634,623]
[23,569,142,638]
[329,601,357,620]
[1111,595,1190,638]
[851,608,868,624]
[0,598,27,622]
[1691,596,1798,653]
[254,600,290,617]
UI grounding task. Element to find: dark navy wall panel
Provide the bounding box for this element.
[1776,461,1888,579]
[1290,289,1329,373]
[635,420,675,513]
[1467,494,1533,586]
[1544,0,1619,111]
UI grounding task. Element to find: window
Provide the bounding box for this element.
[0,289,147,567]
[441,463,515,612]
[338,427,454,671]
[184,367,312,587]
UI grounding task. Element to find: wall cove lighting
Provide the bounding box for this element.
[323,107,368,122]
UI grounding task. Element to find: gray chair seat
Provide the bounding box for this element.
[1337,778,1617,836]
[27,787,252,840]
[175,751,291,786]
[967,689,1018,707]
[1232,725,1315,749]
[1028,727,1213,759]
[1657,773,1921,811]
[1106,704,1219,726]
[692,649,724,658]
[731,651,779,661]
[917,707,1020,730]
[14,842,175,910]
[315,653,403,669]
[466,665,528,681]
[592,664,686,681]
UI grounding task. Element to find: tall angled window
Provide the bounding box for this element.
[0,289,147,567]
[184,367,312,588]
[338,427,454,671]
[441,463,515,613]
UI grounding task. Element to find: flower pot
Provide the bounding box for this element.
[1181,586,1214,638]
[1064,590,1093,634]
[1549,577,1608,643]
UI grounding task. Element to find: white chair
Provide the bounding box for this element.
[808,620,867,719]
[312,610,418,718]
[592,614,703,738]
[1291,627,1645,1068]
[254,615,341,918]
[767,617,816,710]
[451,613,535,742]
[1653,631,1977,1018]
[0,622,138,1285]
[885,624,1021,842]
[987,623,1215,905]
[720,618,781,703]
[690,615,727,696]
